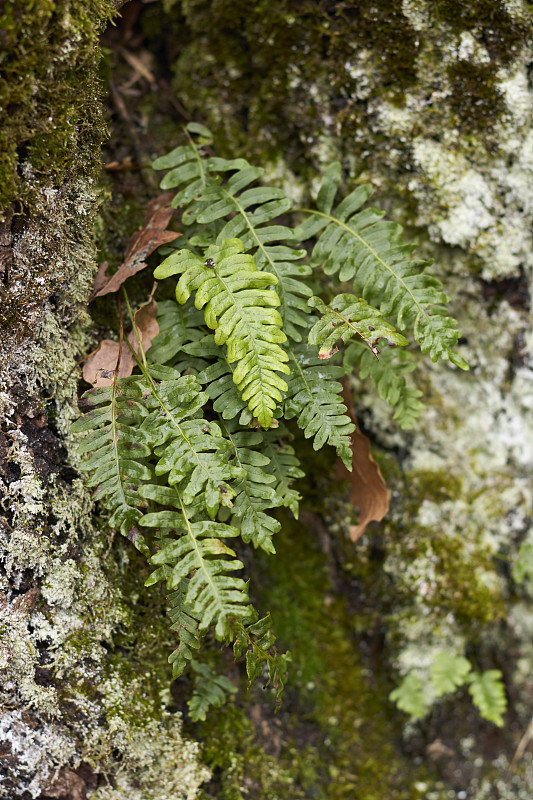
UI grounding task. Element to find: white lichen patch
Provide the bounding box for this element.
[89,716,210,800]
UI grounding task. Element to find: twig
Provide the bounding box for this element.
[510,714,533,770]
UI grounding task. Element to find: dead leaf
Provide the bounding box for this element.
[337,379,390,541]
[83,297,159,387]
[91,193,180,299]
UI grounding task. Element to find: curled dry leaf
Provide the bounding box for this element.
[91,192,180,299]
[83,297,159,387]
[338,379,390,541]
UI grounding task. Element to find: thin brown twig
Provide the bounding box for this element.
[510,714,533,770]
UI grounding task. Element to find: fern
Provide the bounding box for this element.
[344,343,425,429]
[392,657,507,726]
[154,238,290,429]
[308,294,408,359]
[468,670,507,727]
[143,486,251,639]
[284,341,355,469]
[233,614,291,704]
[220,422,281,554]
[73,123,469,719]
[71,377,151,554]
[293,162,469,369]
[430,652,472,697]
[166,580,203,678]
[154,127,312,343]
[188,660,238,722]
[389,674,427,719]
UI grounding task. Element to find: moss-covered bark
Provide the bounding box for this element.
[0,2,208,798]
[3,1,533,798]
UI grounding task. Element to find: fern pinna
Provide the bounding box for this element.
[73,122,467,716]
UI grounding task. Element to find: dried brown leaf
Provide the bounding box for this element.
[82,297,159,387]
[337,380,390,541]
[91,193,180,299]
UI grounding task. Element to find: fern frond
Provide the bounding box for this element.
[154,238,290,428]
[389,674,427,719]
[294,163,468,369]
[136,364,244,517]
[188,661,238,722]
[71,377,151,553]
[468,670,506,727]
[154,126,312,342]
[430,652,471,698]
[233,614,291,704]
[166,579,203,678]
[308,294,408,359]
[284,342,355,470]
[220,423,280,554]
[344,343,425,429]
[143,487,251,639]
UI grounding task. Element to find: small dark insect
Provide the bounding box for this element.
[205,258,215,268]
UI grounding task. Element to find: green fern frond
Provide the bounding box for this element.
[344,343,425,429]
[284,342,355,470]
[221,422,280,554]
[430,652,472,697]
[71,377,151,553]
[294,163,468,369]
[143,487,252,639]
[154,126,312,342]
[389,673,427,719]
[166,579,203,678]
[139,364,244,517]
[154,238,290,428]
[308,294,408,359]
[188,661,238,722]
[468,670,507,727]
[233,614,291,704]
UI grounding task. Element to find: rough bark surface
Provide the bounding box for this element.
[2,1,533,799]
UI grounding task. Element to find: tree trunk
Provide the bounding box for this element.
[2,1,533,798]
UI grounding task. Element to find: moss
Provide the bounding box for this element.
[447,60,505,134]
[432,0,530,64]
[0,0,113,213]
